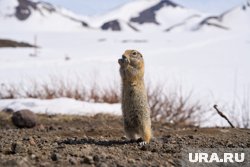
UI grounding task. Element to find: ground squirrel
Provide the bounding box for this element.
[118,50,152,144]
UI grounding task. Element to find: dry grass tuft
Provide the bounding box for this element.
[0,78,204,126]
[147,84,202,126]
[0,79,120,104]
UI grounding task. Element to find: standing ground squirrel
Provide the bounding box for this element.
[118,50,152,144]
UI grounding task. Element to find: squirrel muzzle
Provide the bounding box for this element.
[118,54,130,65]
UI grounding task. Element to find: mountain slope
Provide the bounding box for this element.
[195,1,250,31]
[0,0,89,32]
[0,0,249,33]
[93,0,202,32]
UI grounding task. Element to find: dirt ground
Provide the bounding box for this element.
[0,112,250,167]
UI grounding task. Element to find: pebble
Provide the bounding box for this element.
[11,142,27,154]
[128,158,135,163]
[93,155,100,162]
[69,157,77,165]
[51,153,61,161]
[29,137,36,146]
[82,156,94,164]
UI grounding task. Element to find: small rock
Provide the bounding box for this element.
[121,136,127,140]
[12,110,37,128]
[11,142,27,154]
[82,156,94,164]
[52,142,58,147]
[227,141,234,148]
[188,135,194,139]
[69,157,77,165]
[29,137,36,146]
[31,154,36,159]
[51,153,61,161]
[239,143,245,148]
[93,155,100,162]
[128,159,135,163]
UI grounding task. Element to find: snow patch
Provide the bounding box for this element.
[0,98,121,115]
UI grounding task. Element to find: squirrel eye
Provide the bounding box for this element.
[132,51,137,56]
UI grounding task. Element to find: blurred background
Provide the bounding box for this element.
[0,0,249,127]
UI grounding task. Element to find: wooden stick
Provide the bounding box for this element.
[213,105,235,128]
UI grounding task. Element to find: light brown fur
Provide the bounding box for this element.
[118,50,152,143]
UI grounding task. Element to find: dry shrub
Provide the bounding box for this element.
[0,78,120,104]
[147,84,202,126]
[0,78,204,126]
[1,78,249,128]
[230,88,250,128]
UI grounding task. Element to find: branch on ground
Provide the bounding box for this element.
[213,104,235,128]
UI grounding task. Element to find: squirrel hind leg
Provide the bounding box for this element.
[141,126,152,144]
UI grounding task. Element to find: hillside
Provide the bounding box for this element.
[0,39,35,48]
[196,2,250,31]
[0,0,89,32]
[0,0,249,32]
[92,0,203,32]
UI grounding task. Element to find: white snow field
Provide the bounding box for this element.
[0,98,121,115]
[0,30,249,121]
[0,0,249,126]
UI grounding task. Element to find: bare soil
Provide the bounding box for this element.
[0,112,250,167]
[0,39,35,48]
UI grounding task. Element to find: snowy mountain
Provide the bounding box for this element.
[90,0,250,32]
[0,0,89,32]
[195,1,250,31]
[93,0,204,32]
[0,0,249,32]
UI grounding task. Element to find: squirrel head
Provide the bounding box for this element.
[118,50,144,69]
[118,50,144,83]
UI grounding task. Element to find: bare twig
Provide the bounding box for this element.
[213,104,235,128]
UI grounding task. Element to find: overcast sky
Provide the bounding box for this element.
[46,0,246,15]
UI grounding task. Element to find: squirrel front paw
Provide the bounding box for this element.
[118,57,129,67]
